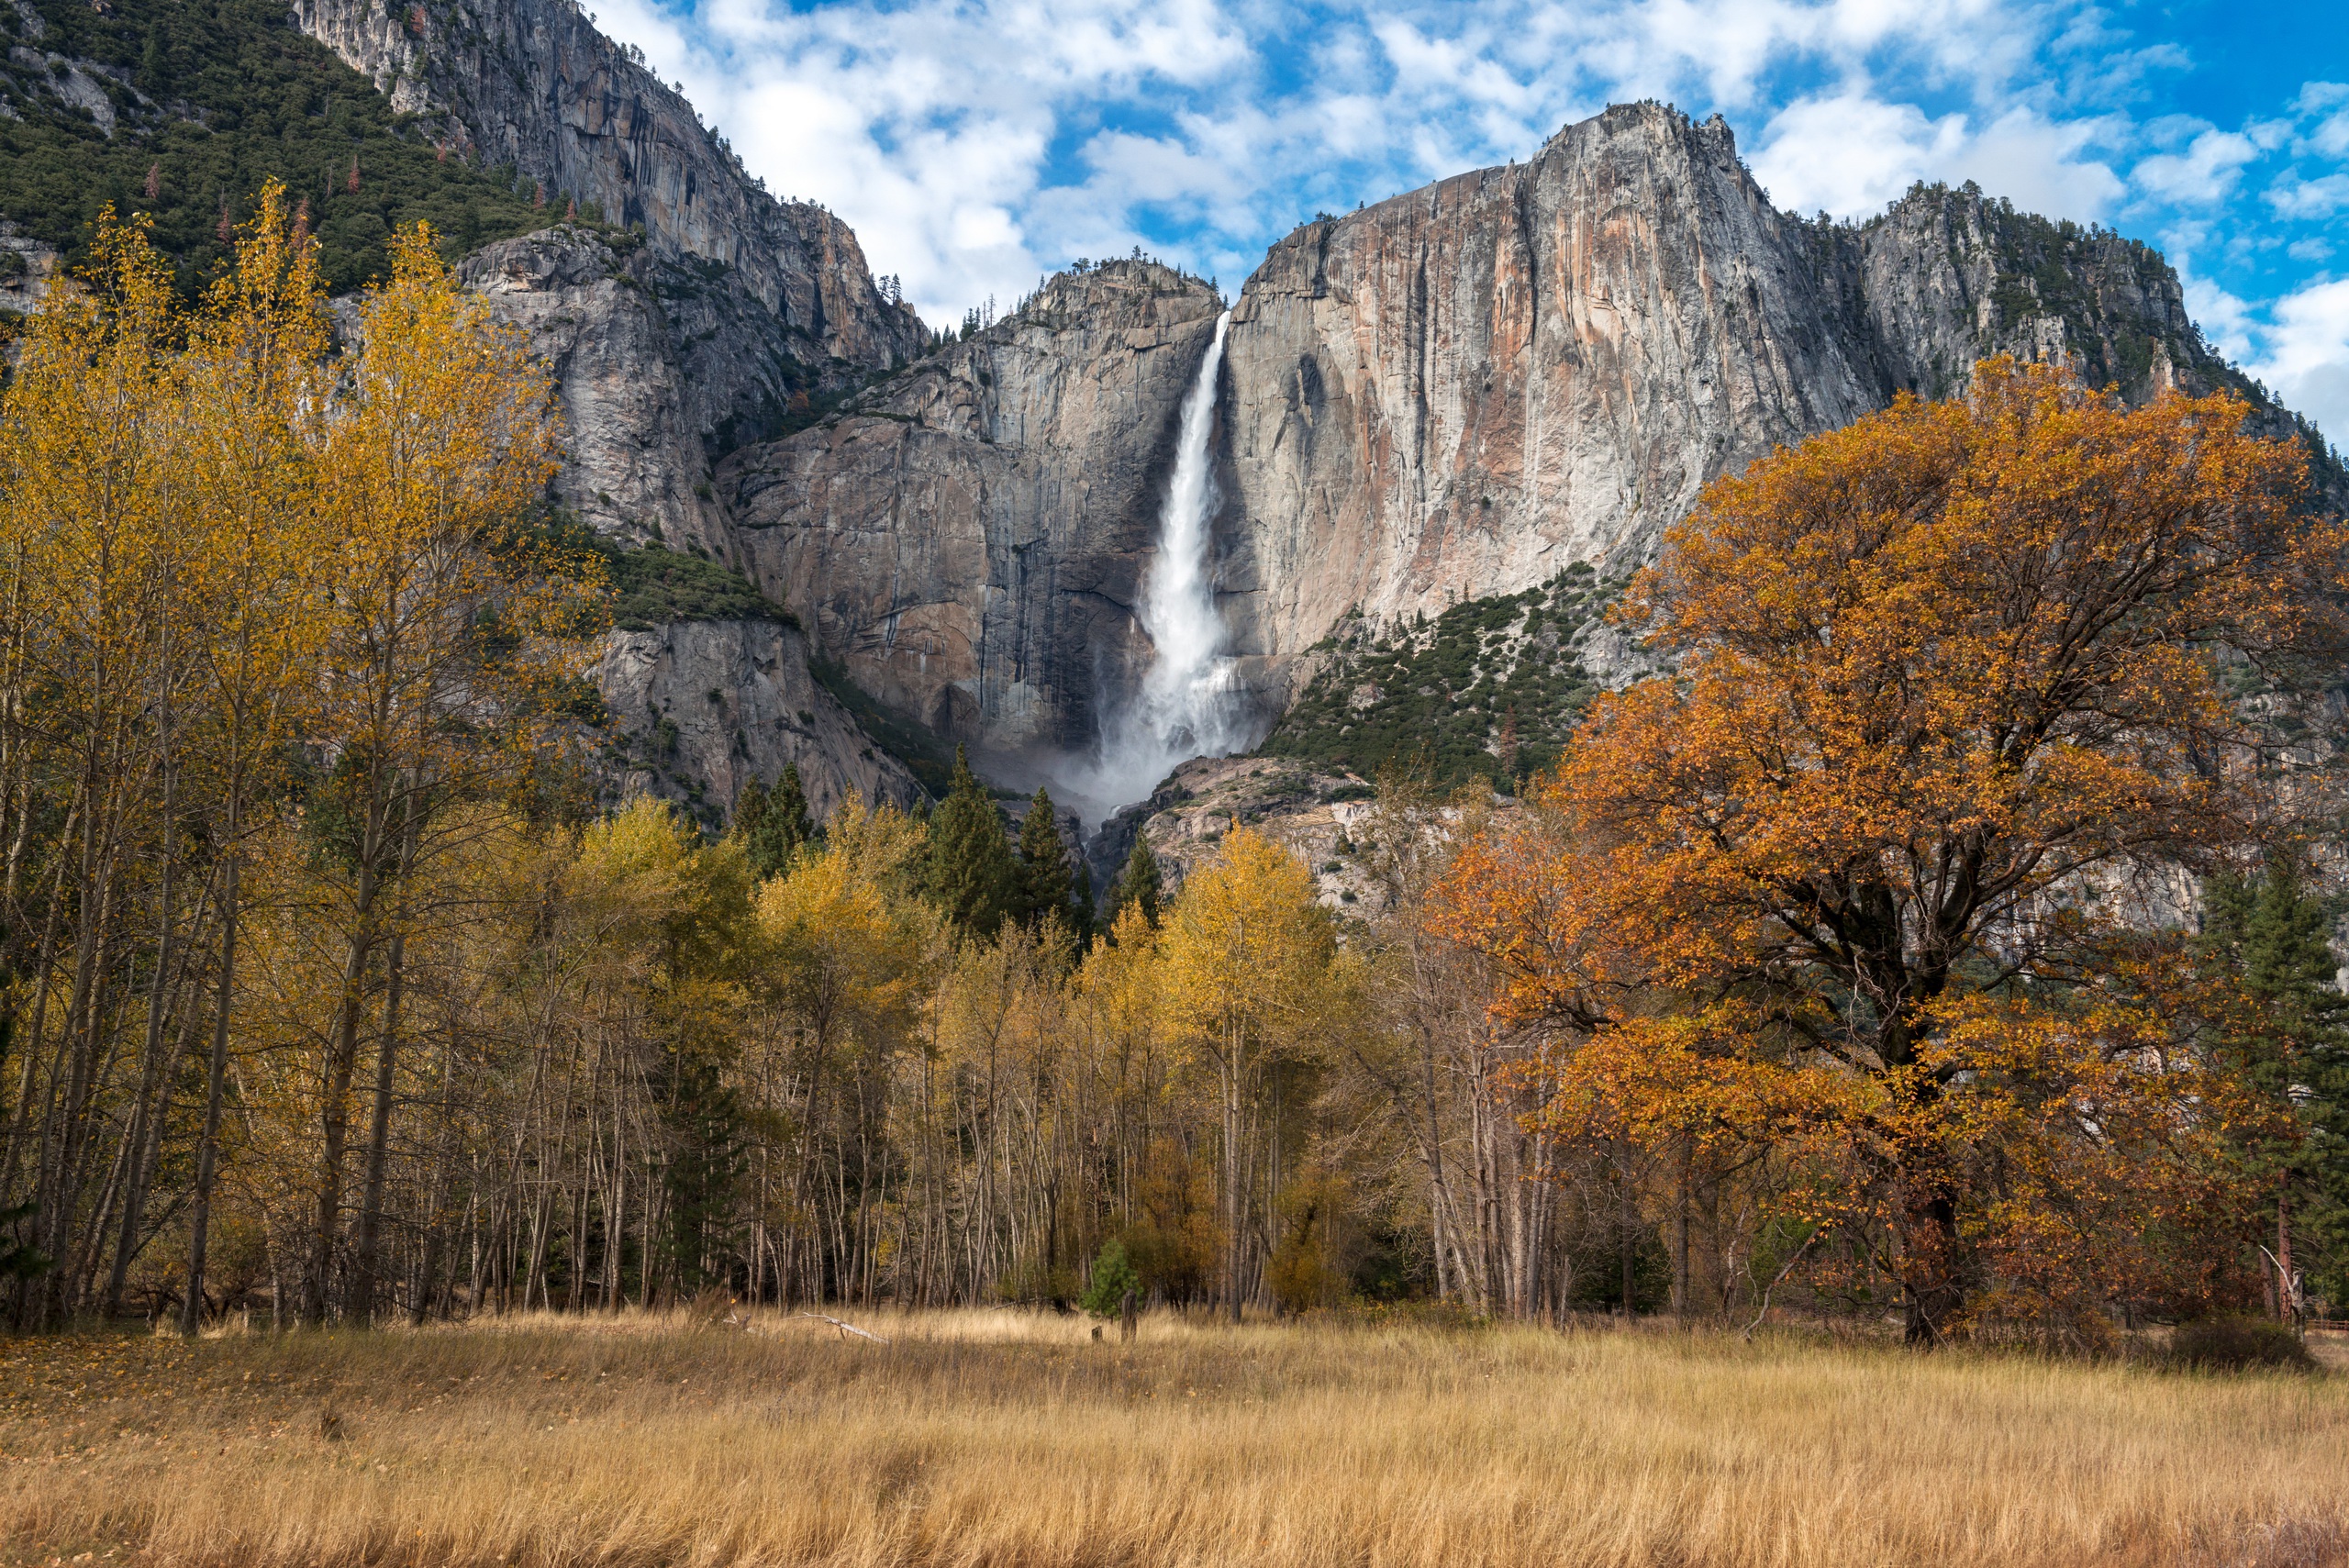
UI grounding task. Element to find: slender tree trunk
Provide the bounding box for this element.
[305,847,383,1324]
[351,799,420,1325]
[349,917,408,1325]
[182,828,239,1337]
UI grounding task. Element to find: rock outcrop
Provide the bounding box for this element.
[284,0,945,818]
[720,261,1227,757]
[593,617,921,828]
[713,103,2335,780]
[1219,104,2328,673]
[292,0,922,380]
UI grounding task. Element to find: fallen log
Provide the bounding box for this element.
[797,1311,889,1344]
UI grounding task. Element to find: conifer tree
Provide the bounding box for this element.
[922,746,1017,936]
[748,763,814,879]
[1073,860,1097,937]
[772,762,815,849]
[731,774,769,849]
[2202,862,2349,1316]
[1014,786,1073,929]
[1110,837,1163,927]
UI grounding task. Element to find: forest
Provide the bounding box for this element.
[3,185,2347,1353]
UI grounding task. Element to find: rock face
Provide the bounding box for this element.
[457,229,730,550]
[593,617,921,828]
[720,261,1227,756]
[715,103,2334,775]
[287,0,944,819]
[292,0,922,382]
[1219,103,2328,673]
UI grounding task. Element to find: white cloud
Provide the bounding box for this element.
[2249,278,2349,447]
[1751,97,2120,222]
[2132,127,2260,205]
[2269,172,2349,219]
[1750,95,1968,217]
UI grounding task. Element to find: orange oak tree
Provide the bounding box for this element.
[1433,359,2338,1344]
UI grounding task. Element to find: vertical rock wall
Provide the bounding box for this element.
[720,261,1227,757]
[292,0,923,378]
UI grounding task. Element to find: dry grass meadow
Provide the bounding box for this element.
[4,1308,2348,1568]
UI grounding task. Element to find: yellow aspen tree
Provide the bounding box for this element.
[302,222,563,1324]
[1158,828,1344,1321]
[177,180,336,1332]
[0,207,188,1326]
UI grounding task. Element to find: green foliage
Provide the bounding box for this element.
[1078,1238,1141,1318]
[1009,786,1073,931]
[1262,566,1617,790]
[2201,862,2349,1312]
[1109,837,1162,927]
[0,0,568,294]
[732,763,812,880]
[921,747,1017,937]
[0,1200,52,1282]
[2165,1316,2318,1373]
[605,545,787,631]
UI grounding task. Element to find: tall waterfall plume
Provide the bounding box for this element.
[1134,309,1241,763]
[1056,309,1245,826]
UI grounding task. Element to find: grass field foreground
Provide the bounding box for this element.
[4,1310,2346,1568]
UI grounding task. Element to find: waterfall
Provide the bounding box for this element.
[1054,309,1243,826]
[1133,309,1238,764]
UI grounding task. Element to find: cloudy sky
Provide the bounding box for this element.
[586,0,2348,443]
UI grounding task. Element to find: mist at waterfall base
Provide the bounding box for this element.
[1030,311,1253,840]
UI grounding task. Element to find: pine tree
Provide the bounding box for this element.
[732,765,815,880]
[922,746,1017,936]
[751,763,814,878]
[731,775,769,850]
[1079,1237,1141,1318]
[2202,862,2349,1317]
[1110,837,1163,928]
[1013,786,1074,929]
[1073,860,1097,937]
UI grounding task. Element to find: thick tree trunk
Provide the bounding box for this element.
[1898,1191,1965,1347]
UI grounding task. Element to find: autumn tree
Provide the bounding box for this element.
[1436,360,2338,1344]
[297,221,568,1324]
[1160,828,1350,1320]
[0,207,191,1328]
[175,183,337,1332]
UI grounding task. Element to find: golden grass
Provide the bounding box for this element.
[5,1308,2347,1568]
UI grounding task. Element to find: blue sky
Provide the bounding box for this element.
[585,0,2349,442]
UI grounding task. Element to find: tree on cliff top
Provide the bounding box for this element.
[1434,358,2337,1346]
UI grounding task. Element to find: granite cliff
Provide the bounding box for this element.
[721,261,1228,762]
[285,0,941,817]
[711,103,2332,800]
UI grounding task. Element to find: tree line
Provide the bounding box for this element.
[1,187,2344,1345]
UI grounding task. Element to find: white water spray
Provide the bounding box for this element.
[1134,309,1240,762]
[1052,310,1245,827]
